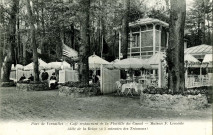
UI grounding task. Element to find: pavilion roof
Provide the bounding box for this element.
[184,44,212,55]
[129,18,169,27]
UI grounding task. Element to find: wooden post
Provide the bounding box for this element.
[153,24,156,54]
[159,26,162,52]
[200,64,202,85]
[158,26,162,87]
[101,35,103,58]
[119,30,121,60]
[166,32,169,47]
[153,69,156,76]
[185,66,188,88]
[130,29,132,58]
[100,64,103,93]
[139,26,142,59]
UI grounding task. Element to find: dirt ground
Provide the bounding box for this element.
[0,87,212,121]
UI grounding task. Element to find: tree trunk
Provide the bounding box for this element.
[17,2,22,64]
[2,0,18,82]
[0,3,3,80]
[207,14,211,44]
[121,0,130,59]
[78,0,90,85]
[26,0,39,82]
[212,4,213,46]
[23,39,27,65]
[201,0,206,44]
[167,0,186,94]
[41,1,45,53]
[70,24,75,49]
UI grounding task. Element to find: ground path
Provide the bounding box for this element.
[0,87,212,121]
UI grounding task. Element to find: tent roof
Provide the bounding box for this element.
[184,44,212,55]
[47,61,70,70]
[24,59,48,70]
[113,58,150,69]
[110,59,120,64]
[89,54,110,69]
[202,54,212,63]
[11,64,24,70]
[89,54,110,64]
[148,52,166,65]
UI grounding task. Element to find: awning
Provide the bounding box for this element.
[184,54,201,64]
[202,54,212,63]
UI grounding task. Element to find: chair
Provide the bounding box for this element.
[115,81,122,95]
[133,83,144,95]
[126,83,133,96]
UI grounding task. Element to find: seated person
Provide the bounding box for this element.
[28,74,34,81]
[50,73,57,80]
[49,73,58,89]
[92,74,99,83]
[19,74,26,81]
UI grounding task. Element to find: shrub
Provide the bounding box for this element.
[143,86,212,103]
[60,81,101,95]
[143,86,212,95]
[0,80,16,87]
[17,81,45,84]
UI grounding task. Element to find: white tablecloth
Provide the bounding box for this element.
[121,83,144,93]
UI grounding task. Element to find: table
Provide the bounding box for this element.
[49,80,56,87]
[121,83,144,96]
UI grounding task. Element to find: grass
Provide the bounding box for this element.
[0,87,212,121]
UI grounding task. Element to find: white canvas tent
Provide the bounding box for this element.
[11,64,24,70]
[47,61,71,70]
[110,59,120,64]
[113,58,150,69]
[24,59,49,70]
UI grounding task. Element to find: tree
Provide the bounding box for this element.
[26,0,39,82]
[167,0,186,94]
[185,0,212,46]
[0,0,4,80]
[78,0,90,85]
[2,0,18,82]
[121,0,130,59]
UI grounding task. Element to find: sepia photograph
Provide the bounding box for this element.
[0,0,212,134]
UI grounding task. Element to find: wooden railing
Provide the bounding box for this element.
[185,75,212,88]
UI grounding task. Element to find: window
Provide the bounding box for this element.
[132,34,140,47]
